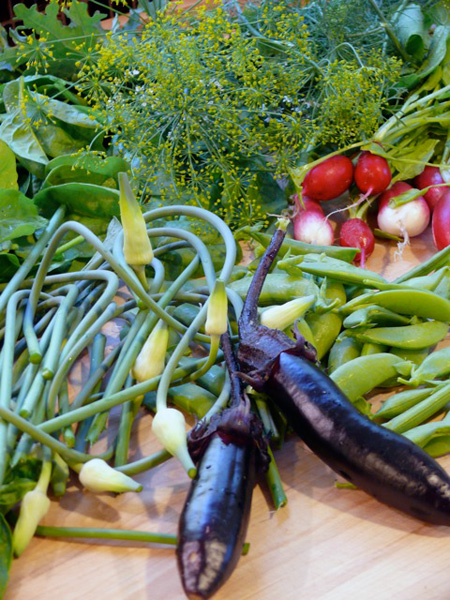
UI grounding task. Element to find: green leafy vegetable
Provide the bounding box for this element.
[0,190,47,242]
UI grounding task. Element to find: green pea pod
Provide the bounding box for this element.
[407,346,450,387]
[342,305,412,329]
[434,274,450,301]
[167,383,216,418]
[394,245,450,283]
[403,421,450,449]
[390,347,431,366]
[172,303,201,327]
[327,335,362,374]
[347,320,449,350]
[278,253,389,289]
[197,365,226,398]
[383,381,450,434]
[375,385,440,420]
[306,281,346,360]
[361,342,388,356]
[143,384,216,419]
[423,435,450,458]
[228,272,318,306]
[330,353,411,402]
[402,267,449,292]
[340,289,450,322]
[287,317,315,346]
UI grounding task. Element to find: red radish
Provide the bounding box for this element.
[293,210,334,246]
[432,189,450,250]
[292,194,324,215]
[377,181,430,239]
[339,218,375,268]
[302,155,354,201]
[354,152,392,195]
[414,166,445,211]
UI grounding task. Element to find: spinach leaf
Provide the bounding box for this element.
[0,110,48,178]
[0,481,36,515]
[0,140,18,190]
[34,182,120,219]
[0,190,47,243]
[0,253,20,283]
[43,153,129,187]
[0,514,12,598]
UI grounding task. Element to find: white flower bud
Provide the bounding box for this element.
[260,294,316,331]
[79,458,142,494]
[131,320,169,383]
[152,408,196,478]
[13,489,50,557]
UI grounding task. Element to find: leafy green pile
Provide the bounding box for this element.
[0,0,447,277]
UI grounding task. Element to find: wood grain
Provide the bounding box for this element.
[7,228,450,600]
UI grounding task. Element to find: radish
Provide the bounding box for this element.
[432,189,450,250]
[302,155,354,202]
[292,194,324,215]
[293,210,334,246]
[414,166,445,211]
[377,181,430,239]
[339,218,375,268]
[354,152,392,196]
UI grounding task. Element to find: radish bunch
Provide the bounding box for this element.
[294,151,448,262]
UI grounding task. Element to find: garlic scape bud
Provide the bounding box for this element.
[78,458,142,494]
[260,294,316,331]
[118,172,153,288]
[152,408,196,478]
[12,455,52,557]
[132,320,169,383]
[205,279,228,337]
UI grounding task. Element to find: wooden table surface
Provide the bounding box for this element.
[7,227,450,600]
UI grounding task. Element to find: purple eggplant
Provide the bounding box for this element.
[176,334,267,599]
[237,225,450,526]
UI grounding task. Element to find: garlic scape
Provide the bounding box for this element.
[132,320,169,383]
[12,453,52,557]
[118,171,153,289]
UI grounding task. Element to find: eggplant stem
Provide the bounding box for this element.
[240,227,287,331]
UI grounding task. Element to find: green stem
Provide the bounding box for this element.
[0,207,65,313]
[265,445,287,510]
[35,525,177,546]
[39,358,207,435]
[117,449,172,477]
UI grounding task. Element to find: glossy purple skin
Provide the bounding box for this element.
[177,432,256,599]
[265,350,450,525]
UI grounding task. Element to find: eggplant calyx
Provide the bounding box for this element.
[188,398,270,470]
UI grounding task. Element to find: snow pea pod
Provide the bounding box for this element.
[402,267,449,292]
[390,347,431,366]
[305,281,346,360]
[384,382,450,434]
[228,272,318,306]
[347,321,449,350]
[375,384,445,420]
[330,353,411,402]
[407,346,450,386]
[394,245,450,283]
[342,305,412,329]
[278,253,390,289]
[361,342,387,356]
[341,289,450,322]
[327,335,362,374]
